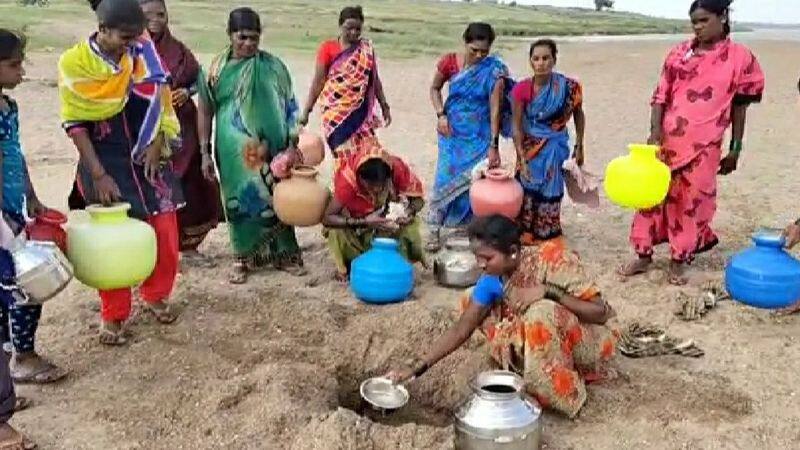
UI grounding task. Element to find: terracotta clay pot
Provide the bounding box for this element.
[273,165,330,227]
[297,131,325,166]
[469,169,524,220]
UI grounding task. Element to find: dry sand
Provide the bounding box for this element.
[9,36,800,449]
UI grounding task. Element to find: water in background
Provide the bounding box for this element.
[543,28,800,43]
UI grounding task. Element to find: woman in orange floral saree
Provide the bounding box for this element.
[386,214,617,417]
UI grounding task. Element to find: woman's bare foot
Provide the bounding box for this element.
[667,261,689,286]
[0,423,33,450]
[617,256,652,281]
[333,271,349,284]
[775,300,800,316]
[278,262,307,277]
[10,353,67,385]
[229,262,248,284]
[144,301,179,325]
[98,321,127,346]
[182,250,216,269]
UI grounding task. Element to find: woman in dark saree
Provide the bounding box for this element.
[140,0,221,266]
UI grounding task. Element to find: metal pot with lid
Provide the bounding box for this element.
[434,236,480,288]
[454,370,542,450]
[9,236,73,305]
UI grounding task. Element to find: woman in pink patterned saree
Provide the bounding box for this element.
[298,6,391,171]
[619,0,765,285]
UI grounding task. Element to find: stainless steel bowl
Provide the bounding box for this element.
[360,377,409,415]
[12,239,73,304]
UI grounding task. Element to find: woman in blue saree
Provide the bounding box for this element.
[511,39,586,245]
[427,23,511,252]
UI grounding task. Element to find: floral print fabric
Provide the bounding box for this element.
[460,238,618,417]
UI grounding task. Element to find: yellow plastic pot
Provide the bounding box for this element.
[67,203,157,290]
[604,144,671,210]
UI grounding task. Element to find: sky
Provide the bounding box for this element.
[506,0,800,25]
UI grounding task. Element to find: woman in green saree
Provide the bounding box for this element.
[197,7,305,283]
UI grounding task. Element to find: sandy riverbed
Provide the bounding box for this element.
[9,36,800,449]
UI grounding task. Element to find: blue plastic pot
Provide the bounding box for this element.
[350,238,414,304]
[725,232,800,309]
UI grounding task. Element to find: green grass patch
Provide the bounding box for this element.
[6,0,689,57]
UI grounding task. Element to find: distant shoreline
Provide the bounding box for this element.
[508,29,800,44]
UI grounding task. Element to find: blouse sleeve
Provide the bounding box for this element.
[436,53,459,82]
[510,79,532,106]
[471,274,504,306]
[650,48,678,106]
[733,49,765,105]
[316,40,340,68]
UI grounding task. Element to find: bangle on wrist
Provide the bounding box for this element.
[729,139,743,155]
[436,111,445,118]
[492,136,500,148]
[544,285,564,302]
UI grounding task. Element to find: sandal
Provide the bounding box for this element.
[279,264,307,277]
[14,397,31,413]
[676,280,730,321]
[11,360,67,385]
[617,322,704,358]
[667,261,688,286]
[229,263,248,285]
[182,251,217,269]
[144,303,178,325]
[98,328,128,346]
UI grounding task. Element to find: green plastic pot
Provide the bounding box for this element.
[67,203,157,290]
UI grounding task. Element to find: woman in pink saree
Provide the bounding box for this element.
[619,0,765,285]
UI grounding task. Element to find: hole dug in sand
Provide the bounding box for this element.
[334,364,453,428]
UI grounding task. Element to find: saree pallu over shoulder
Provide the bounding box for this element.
[427,55,513,228]
[197,48,301,267]
[58,34,180,161]
[202,48,299,154]
[320,39,381,153]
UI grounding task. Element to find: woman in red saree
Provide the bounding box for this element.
[323,141,425,281]
[619,0,764,285]
[140,0,221,266]
[298,6,391,169]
